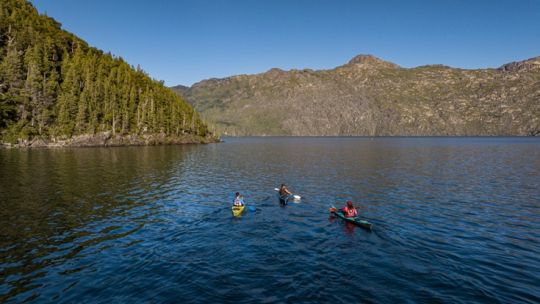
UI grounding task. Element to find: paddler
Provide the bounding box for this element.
[278,184,292,204]
[279,184,292,196]
[233,192,245,206]
[341,201,358,218]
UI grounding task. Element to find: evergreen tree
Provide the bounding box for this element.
[0,35,25,132]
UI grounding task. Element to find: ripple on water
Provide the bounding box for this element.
[1,138,539,303]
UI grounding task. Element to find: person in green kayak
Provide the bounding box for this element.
[233,192,244,206]
[341,201,358,218]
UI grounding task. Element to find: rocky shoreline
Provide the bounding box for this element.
[0,132,220,148]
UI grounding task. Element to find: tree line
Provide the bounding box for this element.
[0,0,209,143]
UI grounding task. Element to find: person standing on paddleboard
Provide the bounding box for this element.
[341,201,358,218]
[279,184,292,204]
[279,184,292,197]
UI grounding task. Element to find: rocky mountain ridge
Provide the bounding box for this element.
[173,55,540,136]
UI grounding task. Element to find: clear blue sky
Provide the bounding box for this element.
[30,0,540,86]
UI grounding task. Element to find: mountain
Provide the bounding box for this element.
[171,84,190,97]
[173,55,540,136]
[0,0,215,147]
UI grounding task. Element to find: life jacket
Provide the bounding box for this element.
[233,197,244,206]
[343,207,357,218]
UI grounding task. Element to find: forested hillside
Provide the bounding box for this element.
[0,0,214,147]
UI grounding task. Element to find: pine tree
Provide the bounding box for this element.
[0,34,25,131]
[55,52,78,136]
[23,45,43,134]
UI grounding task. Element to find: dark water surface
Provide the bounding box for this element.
[1,137,539,303]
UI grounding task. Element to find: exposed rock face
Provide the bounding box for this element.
[173,55,540,136]
[347,54,400,69]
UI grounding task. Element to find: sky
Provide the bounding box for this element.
[30,0,540,86]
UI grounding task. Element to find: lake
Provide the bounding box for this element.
[1,137,539,303]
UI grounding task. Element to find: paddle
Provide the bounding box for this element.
[273,188,301,200]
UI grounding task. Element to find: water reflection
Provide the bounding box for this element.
[0,146,192,302]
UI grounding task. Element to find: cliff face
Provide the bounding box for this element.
[174,55,540,136]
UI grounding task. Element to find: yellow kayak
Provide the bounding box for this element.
[232,205,245,217]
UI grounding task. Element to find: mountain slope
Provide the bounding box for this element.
[0,0,214,146]
[174,55,540,136]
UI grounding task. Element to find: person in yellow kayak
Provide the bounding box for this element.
[233,192,245,206]
[341,201,358,218]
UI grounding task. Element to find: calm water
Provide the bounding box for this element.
[1,137,539,303]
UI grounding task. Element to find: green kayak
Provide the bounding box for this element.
[331,209,373,231]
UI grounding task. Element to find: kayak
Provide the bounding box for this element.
[331,209,373,230]
[232,205,246,217]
